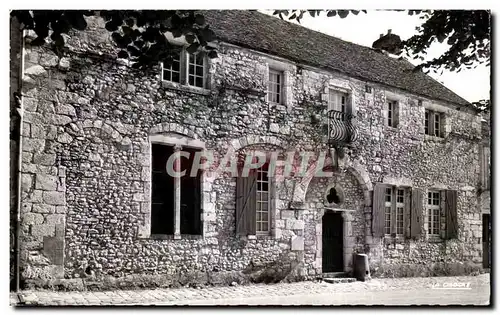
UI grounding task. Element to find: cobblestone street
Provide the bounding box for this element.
[11,274,490,306]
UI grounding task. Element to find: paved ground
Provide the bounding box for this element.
[11,274,490,306]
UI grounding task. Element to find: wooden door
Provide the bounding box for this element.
[322,211,344,272]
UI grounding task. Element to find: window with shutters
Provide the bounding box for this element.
[425,189,458,240]
[161,49,208,89]
[151,143,202,236]
[424,109,444,137]
[268,69,283,104]
[386,100,399,127]
[382,186,407,237]
[236,161,274,236]
[427,191,441,236]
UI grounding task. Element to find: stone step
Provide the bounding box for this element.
[323,277,357,284]
[322,272,351,278]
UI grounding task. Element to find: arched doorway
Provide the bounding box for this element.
[322,211,344,272]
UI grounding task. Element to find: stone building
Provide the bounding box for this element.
[10,10,488,289]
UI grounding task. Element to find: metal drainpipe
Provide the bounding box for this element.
[15,27,25,293]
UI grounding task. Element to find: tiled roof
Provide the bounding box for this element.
[203,10,471,107]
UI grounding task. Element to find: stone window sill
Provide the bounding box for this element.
[243,234,273,241]
[384,125,400,132]
[424,134,446,142]
[383,235,406,244]
[150,234,203,240]
[161,80,211,96]
[427,236,443,243]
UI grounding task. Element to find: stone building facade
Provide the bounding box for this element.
[10,11,488,289]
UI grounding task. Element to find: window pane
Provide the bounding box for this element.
[172,71,180,83]
[196,65,204,76]
[385,188,392,202]
[261,222,268,232]
[195,77,203,88]
[262,211,268,222]
[172,60,180,72]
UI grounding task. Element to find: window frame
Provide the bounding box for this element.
[160,47,209,90]
[386,100,398,128]
[424,109,444,138]
[149,141,205,239]
[328,89,349,112]
[267,68,283,104]
[427,190,441,236]
[383,186,408,237]
[161,51,182,85]
[256,165,271,235]
[186,51,208,88]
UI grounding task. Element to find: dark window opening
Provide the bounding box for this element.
[151,144,175,235]
[151,144,202,236]
[326,187,341,204]
[180,147,202,235]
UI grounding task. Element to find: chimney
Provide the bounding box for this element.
[388,29,392,34]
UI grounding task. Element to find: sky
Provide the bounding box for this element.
[260,10,490,103]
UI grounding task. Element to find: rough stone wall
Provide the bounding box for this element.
[16,16,484,286]
[304,171,366,275]
[10,17,22,290]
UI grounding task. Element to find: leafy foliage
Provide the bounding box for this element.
[272,10,491,73]
[402,10,490,73]
[471,99,490,113]
[272,9,365,22]
[10,10,218,68]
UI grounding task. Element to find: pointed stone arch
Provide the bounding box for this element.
[292,158,373,208]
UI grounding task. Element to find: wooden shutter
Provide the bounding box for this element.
[445,190,458,239]
[269,176,276,227]
[404,188,411,238]
[372,183,386,237]
[346,93,353,115]
[410,188,423,239]
[235,171,257,236]
[428,110,435,136]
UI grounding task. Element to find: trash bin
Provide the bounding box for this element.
[354,253,371,281]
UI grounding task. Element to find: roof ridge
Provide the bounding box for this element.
[252,10,389,55]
